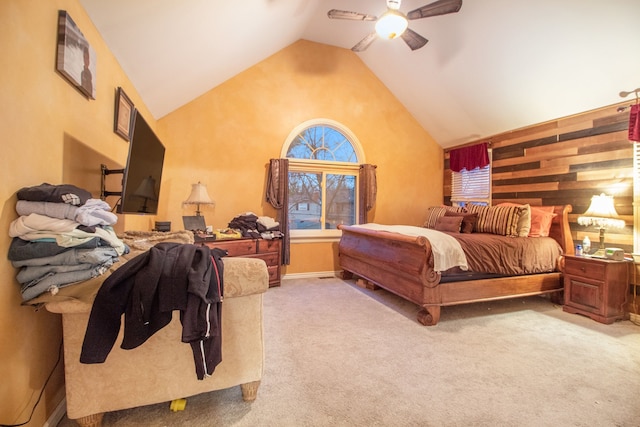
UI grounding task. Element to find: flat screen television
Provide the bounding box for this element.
[118,110,165,214]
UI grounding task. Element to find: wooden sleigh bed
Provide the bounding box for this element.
[338,205,574,326]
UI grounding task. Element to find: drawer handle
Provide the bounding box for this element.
[580,266,586,273]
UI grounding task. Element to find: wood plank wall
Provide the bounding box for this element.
[444,101,634,253]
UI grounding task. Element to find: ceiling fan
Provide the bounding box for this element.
[328,0,462,52]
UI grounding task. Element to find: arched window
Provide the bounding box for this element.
[282,119,365,239]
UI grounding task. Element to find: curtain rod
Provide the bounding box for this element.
[444,141,492,153]
[616,88,639,112]
[619,88,640,98]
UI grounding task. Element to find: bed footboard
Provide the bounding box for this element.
[338,225,442,313]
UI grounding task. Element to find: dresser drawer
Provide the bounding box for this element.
[564,258,606,281]
[257,239,280,254]
[207,239,257,256]
[203,238,281,287]
[250,252,279,266]
[267,265,280,284]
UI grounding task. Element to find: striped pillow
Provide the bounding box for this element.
[466,204,523,236]
[424,205,466,229]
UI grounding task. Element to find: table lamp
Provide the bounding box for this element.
[183,181,215,216]
[577,193,625,257]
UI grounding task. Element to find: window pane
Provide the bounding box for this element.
[287,126,357,163]
[325,174,356,229]
[288,172,322,230]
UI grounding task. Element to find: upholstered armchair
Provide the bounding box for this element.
[44,256,269,427]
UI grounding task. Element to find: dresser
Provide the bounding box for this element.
[563,255,629,324]
[202,238,282,287]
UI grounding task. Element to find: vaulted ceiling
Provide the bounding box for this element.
[80,0,640,148]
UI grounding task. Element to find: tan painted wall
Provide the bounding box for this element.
[157,40,444,275]
[1,7,442,423]
[0,1,155,425]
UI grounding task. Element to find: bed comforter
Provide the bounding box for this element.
[443,231,563,276]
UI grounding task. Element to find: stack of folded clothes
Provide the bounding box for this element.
[228,212,261,238]
[8,183,127,303]
[227,212,283,239]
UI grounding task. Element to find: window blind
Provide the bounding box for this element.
[451,164,491,202]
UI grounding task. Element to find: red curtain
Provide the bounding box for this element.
[449,142,490,172]
[629,104,640,142]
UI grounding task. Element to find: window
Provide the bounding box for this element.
[451,151,492,206]
[283,119,364,240]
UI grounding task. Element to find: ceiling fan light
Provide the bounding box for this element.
[375,11,408,40]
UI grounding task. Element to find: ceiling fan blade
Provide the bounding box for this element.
[407,0,462,20]
[401,28,429,51]
[352,32,378,52]
[328,9,377,21]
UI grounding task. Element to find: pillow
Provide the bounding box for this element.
[434,215,463,233]
[497,203,531,237]
[466,204,522,237]
[529,207,557,237]
[424,205,466,229]
[444,210,478,233]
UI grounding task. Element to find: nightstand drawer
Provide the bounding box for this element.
[564,258,606,280]
[566,277,602,312]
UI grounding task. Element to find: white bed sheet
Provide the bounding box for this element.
[353,224,469,272]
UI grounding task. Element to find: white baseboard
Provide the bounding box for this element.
[44,396,66,427]
[282,271,341,280]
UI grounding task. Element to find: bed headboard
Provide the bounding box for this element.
[548,204,573,255]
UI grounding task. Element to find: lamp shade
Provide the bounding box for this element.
[183,182,214,216]
[577,193,625,228]
[375,10,408,39]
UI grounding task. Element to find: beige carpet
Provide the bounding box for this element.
[58,277,640,427]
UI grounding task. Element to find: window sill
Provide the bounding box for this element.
[290,230,342,244]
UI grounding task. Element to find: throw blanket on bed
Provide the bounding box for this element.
[354,224,468,272]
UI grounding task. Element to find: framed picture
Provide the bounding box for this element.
[114,87,134,141]
[56,10,96,99]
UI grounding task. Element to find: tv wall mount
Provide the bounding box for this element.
[100,163,124,200]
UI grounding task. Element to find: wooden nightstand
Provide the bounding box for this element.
[202,238,282,287]
[563,255,629,324]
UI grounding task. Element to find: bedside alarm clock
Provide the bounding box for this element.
[604,248,624,261]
